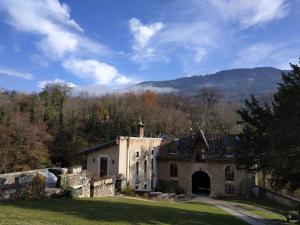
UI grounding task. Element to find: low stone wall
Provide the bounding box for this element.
[256,186,300,209]
[60,167,90,198]
[0,169,48,185]
[91,177,115,197]
[0,173,45,200]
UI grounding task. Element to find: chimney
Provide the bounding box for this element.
[138,120,144,138]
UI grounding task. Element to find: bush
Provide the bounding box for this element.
[285,210,299,220]
[175,186,186,195]
[157,180,185,194]
[121,187,135,196]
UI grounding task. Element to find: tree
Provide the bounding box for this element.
[235,60,300,192]
[197,87,223,108]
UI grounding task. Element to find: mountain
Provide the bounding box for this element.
[0,87,9,93]
[134,67,285,101]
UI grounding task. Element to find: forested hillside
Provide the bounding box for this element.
[135,67,284,101]
[0,85,240,173]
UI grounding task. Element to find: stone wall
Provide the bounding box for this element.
[0,169,48,185]
[256,186,300,209]
[0,173,45,200]
[60,167,90,198]
[91,177,115,197]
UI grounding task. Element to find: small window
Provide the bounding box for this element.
[144,160,147,176]
[195,153,200,162]
[136,151,140,158]
[144,184,147,190]
[151,149,154,155]
[112,159,114,164]
[225,184,235,194]
[170,163,178,177]
[225,166,234,181]
[151,158,154,170]
[135,161,139,176]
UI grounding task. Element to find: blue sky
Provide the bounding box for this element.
[0,0,299,94]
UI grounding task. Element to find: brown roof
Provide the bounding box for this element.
[158,132,238,160]
[78,140,117,155]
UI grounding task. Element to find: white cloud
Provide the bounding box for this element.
[37,78,77,89]
[63,59,120,85]
[233,42,300,69]
[62,58,136,86]
[194,48,207,63]
[0,0,107,59]
[129,18,164,62]
[210,0,289,29]
[0,67,34,80]
[129,18,164,49]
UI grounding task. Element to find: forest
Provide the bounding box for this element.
[0,84,240,173]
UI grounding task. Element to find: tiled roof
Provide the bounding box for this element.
[158,132,238,160]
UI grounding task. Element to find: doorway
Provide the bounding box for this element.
[192,171,210,195]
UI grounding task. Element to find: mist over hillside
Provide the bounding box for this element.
[134,67,285,101]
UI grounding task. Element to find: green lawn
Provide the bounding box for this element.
[0,197,248,225]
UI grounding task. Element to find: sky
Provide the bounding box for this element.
[0,0,299,94]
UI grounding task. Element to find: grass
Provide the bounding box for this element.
[0,196,248,225]
[217,197,291,224]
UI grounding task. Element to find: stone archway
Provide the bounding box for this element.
[192,171,211,195]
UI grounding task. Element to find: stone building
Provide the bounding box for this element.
[157,131,252,197]
[80,122,162,191]
[81,124,252,197]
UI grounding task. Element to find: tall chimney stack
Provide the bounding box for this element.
[138,120,144,138]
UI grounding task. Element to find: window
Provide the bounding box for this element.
[225,166,234,181]
[195,153,200,162]
[151,178,153,189]
[225,184,235,194]
[144,184,147,190]
[135,161,139,176]
[170,163,178,177]
[144,160,147,176]
[136,151,140,158]
[151,158,154,170]
[151,149,154,155]
[100,157,108,177]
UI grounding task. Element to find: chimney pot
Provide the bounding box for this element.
[138,120,144,138]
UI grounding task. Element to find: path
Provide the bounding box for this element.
[189,196,281,225]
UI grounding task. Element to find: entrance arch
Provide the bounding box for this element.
[192,171,211,195]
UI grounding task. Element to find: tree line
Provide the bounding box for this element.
[0,85,239,173]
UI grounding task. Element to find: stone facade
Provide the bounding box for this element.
[157,160,251,197]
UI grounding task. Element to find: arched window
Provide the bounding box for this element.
[225,166,234,181]
[170,163,178,177]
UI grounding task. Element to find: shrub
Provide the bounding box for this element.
[121,187,135,196]
[285,210,299,220]
[157,180,185,194]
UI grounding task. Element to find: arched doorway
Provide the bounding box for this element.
[192,171,210,195]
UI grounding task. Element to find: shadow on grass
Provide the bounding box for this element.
[0,198,247,225]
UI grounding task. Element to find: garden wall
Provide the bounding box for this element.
[255,186,300,209]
